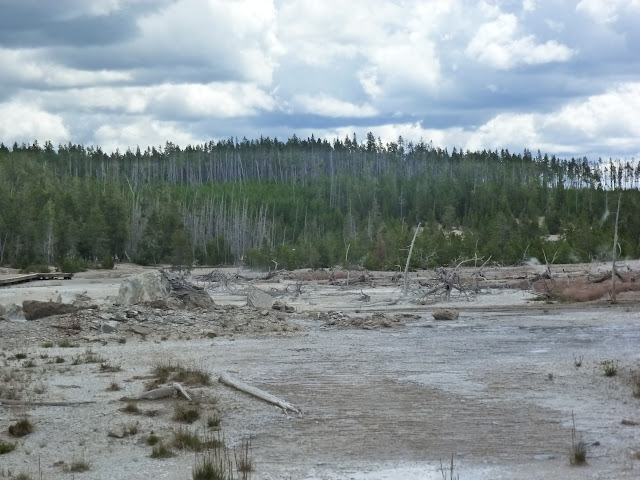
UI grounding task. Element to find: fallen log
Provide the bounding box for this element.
[0,398,95,406]
[219,372,301,414]
[125,382,192,401]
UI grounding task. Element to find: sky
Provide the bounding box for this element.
[0,0,638,160]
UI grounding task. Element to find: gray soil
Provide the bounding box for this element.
[1,263,640,479]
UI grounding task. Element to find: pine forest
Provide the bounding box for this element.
[1,135,639,272]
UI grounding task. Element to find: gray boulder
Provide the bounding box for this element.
[432,308,460,321]
[117,271,171,306]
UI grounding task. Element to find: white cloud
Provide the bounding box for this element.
[0,101,70,145]
[523,0,537,12]
[576,0,640,24]
[0,48,131,88]
[293,94,377,118]
[94,118,203,152]
[26,82,275,119]
[135,0,282,85]
[278,0,445,94]
[311,82,640,159]
[466,14,575,69]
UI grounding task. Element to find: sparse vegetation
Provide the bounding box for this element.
[234,437,253,477]
[173,404,201,424]
[570,411,587,466]
[106,380,122,391]
[147,361,211,390]
[121,402,141,414]
[8,418,34,437]
[41,342,54,348]
[207,414,222,428]
[66,456,91,472]
[192,447,234,480]
[151,443,174,459]
[0,441,16,454]
[172,427,202,451]
[100,362,121,372]
[147,434,160,446]
[58,339,78,348]
[601,359,618,377]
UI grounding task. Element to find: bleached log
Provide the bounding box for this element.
[172,382,192,401]
[129,382,191,401]
[219,372,301,414]
[0,398,95,406]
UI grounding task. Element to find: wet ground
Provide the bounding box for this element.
[2,265,640,479]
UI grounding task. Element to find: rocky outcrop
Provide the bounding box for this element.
[22,300,78,320]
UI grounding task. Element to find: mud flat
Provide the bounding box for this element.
[1,264,639,479]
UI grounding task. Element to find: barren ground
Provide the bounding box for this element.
[1,262,640,479]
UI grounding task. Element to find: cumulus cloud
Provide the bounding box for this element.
[0,0,637,159]
[0,48,130,89]
[293,94,377,118]
[94,118,204,153]
[576,0,640,24]
[0,101,70,145]
[466,14,575,69]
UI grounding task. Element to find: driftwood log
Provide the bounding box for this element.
[126,382,192,401]
[219,372,301,414]
[0,398,95,406]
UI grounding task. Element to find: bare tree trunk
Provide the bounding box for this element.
[404,223,421,296]
[611,193,621,304]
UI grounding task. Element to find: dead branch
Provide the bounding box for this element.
[219,372,301,414]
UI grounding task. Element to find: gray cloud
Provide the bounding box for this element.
[0,0,638,160]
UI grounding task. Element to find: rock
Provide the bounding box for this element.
[130,325,151,336]
[165,274,216,311]
[101,321,119,334]
[6,303,26,322]
[247,287,274,310]
[0,303,6,321]
[112,312,127,322]
[107,425,128,438]
[117,271,171,306]
[432,308,459,321]
[22,300,78,320]
[56,292,94,308]
[273,301,294,313]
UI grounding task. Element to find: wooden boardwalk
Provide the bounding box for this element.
[0,272,73,287]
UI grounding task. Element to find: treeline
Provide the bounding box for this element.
[0,137,639,272]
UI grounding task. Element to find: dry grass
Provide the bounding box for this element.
[8,418,34,437]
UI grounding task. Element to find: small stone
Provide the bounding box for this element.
[130,325,151,335]
[101,321,119,334]
[432,308,459,321]
[108,425,127,438]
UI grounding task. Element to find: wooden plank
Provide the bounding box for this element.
[0,273,73,287]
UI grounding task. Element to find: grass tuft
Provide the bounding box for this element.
[173,404,201,424]
[121,402,141,414]
[235,437,253,477]
[601,359,618,377]
[151,443,174,459]
[570,411,587,466]
[0,441,16,454]
[8,418,34,437]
